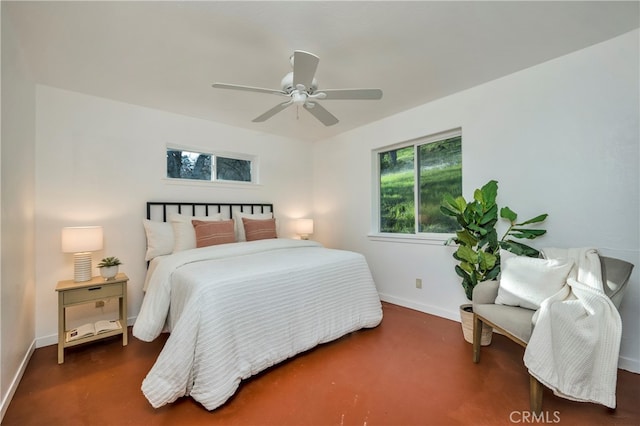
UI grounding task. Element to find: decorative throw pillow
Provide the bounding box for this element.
[499,248,518,276]
[170,212,222,252]
[142,219,174,260]
[495,256,574,310]
[242,218,277,241]
[233,211,273,241]
[192,220,236,248]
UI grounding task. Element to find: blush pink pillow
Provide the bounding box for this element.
[242,218,277,241]
[192,220,236,248]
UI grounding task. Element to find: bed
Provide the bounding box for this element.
[133,202,383,410]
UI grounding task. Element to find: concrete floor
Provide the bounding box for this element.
[3,302,639,425]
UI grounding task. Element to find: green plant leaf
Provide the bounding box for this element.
[456,230,477,247]
[480,204,498,225]
[462,281,474,300]
[473,188,483,204]
[509,228,547,239]
[97,256,122,267]
[443,236,457,246]
[499,240,540,257]
[478,250,497,273]
[441,194,467,214]
[480,180,498,205]
[485,265,500,281]
[454,196,468,213]
[454,265,469,280]
[440,205,455,217]
[440,194,460,216]
[517,214,548,226]
[456,245,477,264]
[500,206,517,222]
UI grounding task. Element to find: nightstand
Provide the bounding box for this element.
[55,273,128,364]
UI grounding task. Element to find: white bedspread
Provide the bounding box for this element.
[132,239,383,410]
[524,248,621,408]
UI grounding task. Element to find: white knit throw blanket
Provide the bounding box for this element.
[523,247,621,409]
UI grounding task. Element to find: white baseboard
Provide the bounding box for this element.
[1,340,35,423]
[35,315,137,349]
[35,333,58,348]
[619,355,640,374]
[379,292,640,375]
[378,292,461,323]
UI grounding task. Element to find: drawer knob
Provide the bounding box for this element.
[88,286,102,291]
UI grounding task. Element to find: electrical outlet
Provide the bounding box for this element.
[415,278,422,289]
[95,300,105,308]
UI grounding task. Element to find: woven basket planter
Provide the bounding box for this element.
[460,304,492,346]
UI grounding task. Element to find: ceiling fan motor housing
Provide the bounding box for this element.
[281,72,317,94]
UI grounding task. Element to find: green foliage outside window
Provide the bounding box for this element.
[167,150,212,180]
[379,135,462,234]
[418,137,462,233]
[379,146,414,233]
[167,149,252,183]
[216,157,251,182]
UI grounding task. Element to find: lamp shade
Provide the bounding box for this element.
[296,219,314,236]
[61,226,103,253]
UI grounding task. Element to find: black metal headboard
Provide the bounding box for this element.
[147,202,274,222]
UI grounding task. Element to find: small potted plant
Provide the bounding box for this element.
[98,256,122,280]
[440,180,548,345]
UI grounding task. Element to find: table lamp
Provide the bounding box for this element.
[296,219,314,240]
[61,226,103,282]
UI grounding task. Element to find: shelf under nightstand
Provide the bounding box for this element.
[55,273,128,364]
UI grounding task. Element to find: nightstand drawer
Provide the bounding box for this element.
[63,282,123,304]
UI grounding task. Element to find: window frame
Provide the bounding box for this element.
[370,128,462,244]
[164,144,259,187]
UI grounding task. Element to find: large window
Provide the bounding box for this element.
[166,147,254,184]
[377,130,462,235]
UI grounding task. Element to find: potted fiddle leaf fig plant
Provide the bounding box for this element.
[440,179,548,345]
[98,256,122,281]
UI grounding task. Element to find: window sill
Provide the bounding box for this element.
[367,233,453,246]
[163,178,262,189]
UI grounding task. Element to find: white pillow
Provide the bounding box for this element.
[170,212,222,252]
[499,248,518,276]
[142,220,174,261]
[233,211,273,242]
[495,256,574,310]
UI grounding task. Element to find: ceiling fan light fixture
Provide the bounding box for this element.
[292,91,307,106]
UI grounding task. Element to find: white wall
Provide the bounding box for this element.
[313,30,640,371]
[34,87,314,345]
[1,5,37,420]
[2,21,637,424]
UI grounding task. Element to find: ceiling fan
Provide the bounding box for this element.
[212,50,383,127]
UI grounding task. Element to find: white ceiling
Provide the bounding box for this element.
[5,1,639,142]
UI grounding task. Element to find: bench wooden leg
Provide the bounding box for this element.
[473,314,482,363]
[529,375,543,414]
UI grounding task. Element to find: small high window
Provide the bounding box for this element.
[166,148,255,184]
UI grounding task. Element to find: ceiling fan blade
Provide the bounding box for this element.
[320,88,383,100]
[252,101,292,123]
[212,83,285,96]
[292,50,319,89]
[304,102,339,126]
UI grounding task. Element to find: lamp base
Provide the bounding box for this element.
[73,252,93,282]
